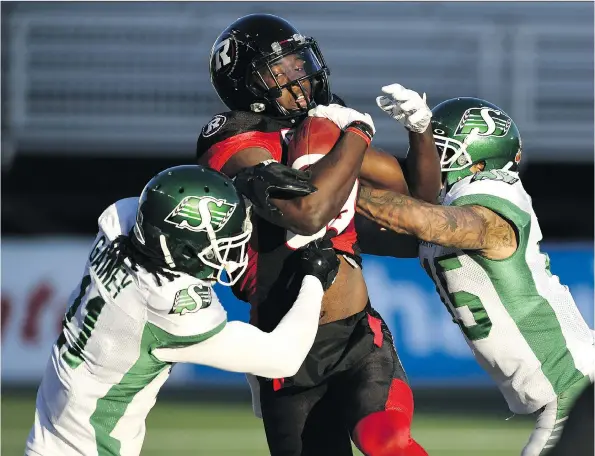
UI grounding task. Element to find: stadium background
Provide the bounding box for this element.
[1,2,593,455]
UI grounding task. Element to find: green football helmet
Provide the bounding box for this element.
[431,97,522,187]
[132,165,252,286]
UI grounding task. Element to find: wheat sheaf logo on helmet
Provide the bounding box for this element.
[455,107,512,138]
[165,196,237,233]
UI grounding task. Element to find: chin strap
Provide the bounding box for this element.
[159,235,176,268]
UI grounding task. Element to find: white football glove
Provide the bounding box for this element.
[376,84,432,133]
[308,104,376,135]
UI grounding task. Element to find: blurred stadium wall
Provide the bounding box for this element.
[2,2,593,413]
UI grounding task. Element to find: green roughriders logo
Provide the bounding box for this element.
[170,284,212,315]
[455,107,512,138]
[165,196,236,233]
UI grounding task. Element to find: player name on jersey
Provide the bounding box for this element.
[89,235,133,300]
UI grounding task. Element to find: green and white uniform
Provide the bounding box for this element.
[26,193,327,456]
[26,198,227,456]
[419,171,595,454]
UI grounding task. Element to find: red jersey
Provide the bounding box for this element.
[197,110,361,331]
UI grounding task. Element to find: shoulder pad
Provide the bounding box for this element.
[97,197,138,241]
[445,172,531,214]
[196,111,290,159]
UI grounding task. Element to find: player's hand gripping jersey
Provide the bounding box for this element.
[419,171,595,415]
[197,109,360,328]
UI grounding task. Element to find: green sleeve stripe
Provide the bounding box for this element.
[455,195,586,394]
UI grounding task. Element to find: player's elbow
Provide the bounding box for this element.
[296,215,326,236]
[265,355,303,378]
[285,200,327,235]
[269,365,300,379]
[258,344,308,378]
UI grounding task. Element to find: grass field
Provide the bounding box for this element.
[2,395,534,455]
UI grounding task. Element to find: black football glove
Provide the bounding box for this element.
[234,161,318,217]
[298,238,340,291]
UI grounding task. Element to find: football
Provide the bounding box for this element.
[287,117,341,170]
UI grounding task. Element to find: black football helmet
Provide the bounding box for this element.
[209,14,332,119]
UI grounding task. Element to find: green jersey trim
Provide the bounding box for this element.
[450,193,530,255]
[90,320,226,455]
[450,194,584,395]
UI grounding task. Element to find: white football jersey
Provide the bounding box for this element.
[419,170,595,414]
[26,198,227,456]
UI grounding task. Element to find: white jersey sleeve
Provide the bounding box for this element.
[142,274,227,348]
[97,197,140,241]
[102,196,229,347]
[153,275,324,378]
[26,197,229,456]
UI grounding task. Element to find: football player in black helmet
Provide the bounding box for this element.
[197,13,438,456]
[210,14,330,118]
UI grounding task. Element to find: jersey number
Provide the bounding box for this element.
[57,275,107,369]
[422,256,492,341]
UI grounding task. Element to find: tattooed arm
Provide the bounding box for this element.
[357,187,518,260]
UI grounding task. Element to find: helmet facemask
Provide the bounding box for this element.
[247,36,330,117]
[151,203,252,287]
[434,129,477,173]
[434,128,487,189]
[197,210,252,287]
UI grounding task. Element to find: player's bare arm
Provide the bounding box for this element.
[216,131,368,235]
[352,146,420,258]
[266,129,370,235]
[359,146,409,194]
[403,127,441,203]
[354,83,441,258]
[371,84,441,203]
[227,107,374,235]
[357,186,517,260]
[361,138,440,201]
